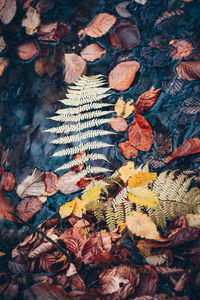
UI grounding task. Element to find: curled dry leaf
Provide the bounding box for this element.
[22,7,40,35]
[17,42,38,61]
[0,36,6,53]
[128,115,153,151]
[38,21,70,42]
[169,39,193,59]
[56,170,81,194]
[0,57,9,76]
[165,137,200,163]
[176,61,200,81]
[64,53,86,84]
[109,60,140,91]
[126,211,161,240]
[134,87,161,115]
[80,43,105,62]
[109,117,128,132]
[16,196,43,222]
[0,172,15,191]
[118,140,138,159]
[16,168,45,198]
[110,19,140,50]
[115,1,131,18]
[43,172,58,196]
[78,13,116,39]
[0,0,16,25]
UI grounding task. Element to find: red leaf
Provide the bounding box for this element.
[169,39,193,59]
[71,151,86,172]
[39,254,57,272]
[16,196,43,222]
[134,266,158,297]
[176,61,200,81]
[134,87,161,115]
[110,19,140,50]
[43,172,58,196]
[165,138,200,163]
[17,42,38,61]
[38,21,70,42]
[59,227,87,256]
[64,53,87,84]
[23,282,69,300]
[56,171,81,194]
[109,116,128,132]
[1,172,15,191]
[128,115,153,151]
[80,43,105,62]
[118,140,138,159]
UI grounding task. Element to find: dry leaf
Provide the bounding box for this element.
[16,196,43,222]
[23,282,69,300]
[186,214,200,229]
[115,1,131,18]
[56,170,81,194]
[109,117,128,132]
[78,13,116,39]
[145,254,167,266]
[22,7,40,35]
[36,0,55,13]
[64,53,86,83]
[71,151,86,172]
[176,61,200,81]
[169,39,193,59]
[59,200,76,219]
[134,87,161,115]
[80,43,105,62]
[38,21,70,42]
[17,42,38,61]
[128,172,156,189]
[0,57,9,76]
[109,61,140,91]
[0,36,6,53]
[0,0,16,25]
[16,169,45,199]
[35,49,63,77]
[127,211,161,240]
[43,172,58,196]
[0,189,14,221]
[118,140,138,159]
[154,135,173,155]
[119,161,136,183]
[82,185,102,206]
[128,187,159,207]
[0,171,15,191]
[115,97,134,118]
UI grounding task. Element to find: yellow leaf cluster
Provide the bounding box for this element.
[115,97,134,119]
[119,161,136,183]
[59,197,86,219]
[82,185,102,205]
[128,187,159,207]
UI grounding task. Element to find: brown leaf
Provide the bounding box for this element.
[128,115,153,151]
[118,140,138,159]
[38,21,70,42]
[16,196,43,222]
[115,2,131,18]
[36,0,55,13]
[109,116,128,132]
[0,0,16,25]
[56,170,81,194]
[155,9,184,25]
[59,227,87,256]
[64,53,87,84]
[39,253,57,272]
[16,169,45,198]
[43,172,58,196]
[154,135,173,155]
[0,36,6,53]
[22,7,40,35]
[0,57,9,76]
[169,39,193,59]
[134,87,161,115]
[174,273,188,292]
[71,151,86,172]
[17,42,38,61]
[1,172,15,191]
[176,61,200,81]
[78,13,116,39]
[0,189,13,221]
[80,43,106,62]
[134,265,158,297]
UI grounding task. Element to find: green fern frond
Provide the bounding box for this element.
[114,200,125,224]
[106,205,116,231]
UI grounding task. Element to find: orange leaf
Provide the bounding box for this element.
[78,13,116,38]
[0,172,15,191]
[43,172,58,196]
[176,61,200,81]
[169,39,193,59]
[17,42,38,61]
[134,87,161,115]
[109,117,128,132]
[0,189,14,221]
[118,161,136,183]
[80,43,106,62]
[128,115,153,151]
[64,53,87,83]
[109,61,140,91]
[118,140,138,159]
[165,138,200,164]
[115,97,134,118]
[0,57,9,76]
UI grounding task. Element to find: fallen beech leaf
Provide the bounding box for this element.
[82,185,102,206]
[186,214,200,229]
[0,189,13,221]
[16,197,43,222]
[64,53,86,83]
[1,172,15,191]
[0,57,9,76]
[118,140,138,159]
[134,88,161,115]
[0,0,16,25]
[59,227,87,256]
[17,42,38,61]
[109,61,140,91]
[128,172,156,189]
[119,161,136,183]
[71,151,86,172]
[169,39,193,59]
[73,197,86,218]
[134,265,158,297]
[16,169,45,198]
[109,117,128,132]
[43,172,58,196]
[128,115,153,151]
[128,187,159,207]
[59,200,76,219]
[110,19,140,50]
[0,36,6,53]
[22,7,40,35]
[115,2,131,18]
[38,21,70,42]
[176,61,200,81]
[23,282,69,300]
[56,170,81,194]
[127,211,161,240]
[78,13,116,39]
[115,97,134,118]
[165,138,200,163]
[80,43,105,62]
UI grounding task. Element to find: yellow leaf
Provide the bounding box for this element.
[118,221,127,232]
[136,240,151,257]
[186,214,200,229]
[128,187,159,207]
[119,161,136,183]
[115,97,124,117]
[126,211,161,240]
[73,197,86,218]
[128,172,157,189]
[0,251,5,257]
[114,97,134,118]
[123,99,134,118]
[59,200,76,219]
[82,185,102,205]
[82,227,90,234]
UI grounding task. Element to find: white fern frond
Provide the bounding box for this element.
[71,167,112,181]
[56,103,114,115]
[49,110,113,122]
[113,187,128,207]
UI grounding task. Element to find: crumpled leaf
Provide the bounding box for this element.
[38,21,70,42]
[43,172,58,196]
[118,140,138,159]
[165,138,200,163]
[169,39,193,59]
[59,197,85,219]
[109,60,140,91]
[128,187,159,207]
[126,211,161,240]
[16,196,43,222]
[109,117,128,132]
[115,1,131,18]
[128,172,156,189]
[0,0,16,25]
[176,61,200,81]
[119,161,136,183]
[0,57,9,76]
[82,185,102,206]
[0,171,15,191]
[115,97,134,118]
[22,7,40,35]
[64,53,86,84]
[128,115,153,151]
[56,170,81,195]
[16,169,45,198]
[186,214,200,229]
[78,13,116,39]
[80,43,106,62]
[134,87,161,115]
